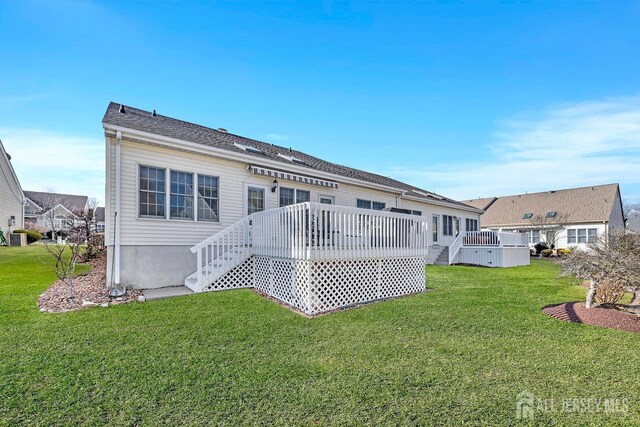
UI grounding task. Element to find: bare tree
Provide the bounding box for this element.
[72,198,102,261]
[561,229,640,308]
[38,195,87,299]
[528,212,571,249]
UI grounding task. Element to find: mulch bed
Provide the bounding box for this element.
[542,302,640,334]
[38,252,142,313]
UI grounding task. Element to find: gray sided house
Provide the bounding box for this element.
[0,139,25,240]
[103,103,495,313]
[24,191,89,234]
[463,183,626,250]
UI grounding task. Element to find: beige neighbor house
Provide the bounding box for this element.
[463,183,626,251]
[0,139,25,242]
[102,102,528,314]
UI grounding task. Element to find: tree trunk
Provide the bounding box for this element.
[585,280,597,308]
[631,291,640,307]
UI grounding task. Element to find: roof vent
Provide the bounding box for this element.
[152,109,157,117]
[119,104,125,114]
[218,128,228,133]
[278,153,306,165]
[549,190,556,193]
[234,142,262,154]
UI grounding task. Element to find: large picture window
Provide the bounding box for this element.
[139,166,166,218]
[197,174,219,222]
[170,170,194,219]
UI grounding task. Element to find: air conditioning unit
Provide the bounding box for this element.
[9,233,27,247]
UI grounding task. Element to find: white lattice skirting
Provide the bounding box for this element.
[204,256,426,315]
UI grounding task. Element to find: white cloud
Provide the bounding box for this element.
[0,128,105,203]
[265,133,289,142]
[387,95,640,202]
[0,93,53,108]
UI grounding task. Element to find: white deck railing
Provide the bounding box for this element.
[449,230,528,264]
[190,202,430,289]
[251,202,430,260]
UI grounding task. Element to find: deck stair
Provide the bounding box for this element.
[434,247,449,265]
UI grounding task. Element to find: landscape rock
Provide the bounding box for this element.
[37,252,142,313]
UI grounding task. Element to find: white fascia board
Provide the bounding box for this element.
[401,194,484,214]
[103,124,406,195]
[24,197,43,212]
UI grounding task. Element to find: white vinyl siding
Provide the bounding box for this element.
[0,144,25,232]
[106,137,482,247]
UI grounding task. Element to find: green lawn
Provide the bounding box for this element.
[1,246,638,426]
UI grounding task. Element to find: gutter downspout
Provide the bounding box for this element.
[396,191,407,208]
[114,131,122,286]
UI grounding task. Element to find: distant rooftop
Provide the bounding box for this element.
[462,184,622,226]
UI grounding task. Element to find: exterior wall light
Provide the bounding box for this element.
[271,179,279,193]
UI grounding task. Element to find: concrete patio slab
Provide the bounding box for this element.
[143,286,194,301]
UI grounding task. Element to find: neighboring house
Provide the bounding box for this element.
[463,183,625,250]
[0,139,25,241]
[627,215,640,234]
[24,191,89,235]
[94,207,106,233]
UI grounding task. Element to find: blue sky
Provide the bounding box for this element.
[1,1,639,204]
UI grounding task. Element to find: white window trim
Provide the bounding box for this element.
[318,194,335,204]
[432,215,439,243]
[137,164,168,220]
[195,173,221,223]
[356,198,386,210]
[169,169,195,221]
[244,183,268,216]
[442,215,454,236]
[136,163,224,224]
[279,186,311,207]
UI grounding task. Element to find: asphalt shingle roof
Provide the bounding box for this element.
[102,102,477,211]
[24,191,88,213]
[94,207,105,222]
[463,184,621,227]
